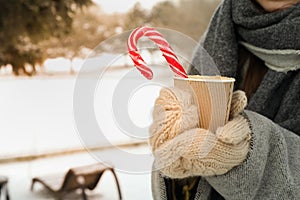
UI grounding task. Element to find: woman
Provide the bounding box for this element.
[150,0,300,199]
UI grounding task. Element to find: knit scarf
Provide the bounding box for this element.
[190,0,300,135]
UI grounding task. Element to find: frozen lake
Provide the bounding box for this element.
[0,66,174,159]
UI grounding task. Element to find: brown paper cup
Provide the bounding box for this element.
[174,75,235,132]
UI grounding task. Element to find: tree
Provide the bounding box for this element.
[0,0,92,75]
[39,5,105,73]
[39,5,126,74]
[149,1,179,28]
[123,3,150,31]
[149,0,221,40]
[177,0,221,40]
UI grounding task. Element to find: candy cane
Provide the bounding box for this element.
[127,26,188,80]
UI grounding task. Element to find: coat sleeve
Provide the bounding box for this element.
[205,110,300,200]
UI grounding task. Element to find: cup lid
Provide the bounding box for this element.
[174,75,235,83]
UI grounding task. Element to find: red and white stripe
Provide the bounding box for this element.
[127,26,188,80]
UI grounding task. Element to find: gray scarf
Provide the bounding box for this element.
[190,0,300,135]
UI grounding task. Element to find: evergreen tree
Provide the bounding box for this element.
[0,0,92,75]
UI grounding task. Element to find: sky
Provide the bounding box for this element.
[92,0,166,13]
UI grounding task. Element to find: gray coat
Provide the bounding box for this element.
[152,0,300,199]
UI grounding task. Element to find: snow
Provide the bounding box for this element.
[0,64,177,199]
[0,57,176,199]
[0,62,174,158]
[0,145,153,200]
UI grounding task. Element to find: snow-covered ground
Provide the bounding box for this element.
[0,65,175,199]
[0,145,153,200]
[0,66,173,159]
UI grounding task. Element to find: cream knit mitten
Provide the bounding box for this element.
[149,88,199,151]
[149,88,251,178]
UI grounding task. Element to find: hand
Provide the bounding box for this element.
[149,88,251,178]
[149,87,199,151]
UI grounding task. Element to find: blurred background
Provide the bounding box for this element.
[0,0,220,199]
[0,0,220,76]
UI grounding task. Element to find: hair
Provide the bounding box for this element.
[238,45,268,98]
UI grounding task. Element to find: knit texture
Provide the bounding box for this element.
[152,0,300,199]
[149,87,199,151]
[240,42,300,72]
[190,0,300,135]
[152,111,300,200]
[229,90,247,119]
[150,88,250,178]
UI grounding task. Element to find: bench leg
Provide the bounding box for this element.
[30,179,36,191]
[110,169,122,200]
[0,182,10,200]
[5,185,10,200]
[81,187,87,200]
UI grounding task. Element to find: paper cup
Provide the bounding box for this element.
[174,75,235,132]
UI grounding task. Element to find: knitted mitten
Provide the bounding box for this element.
[229,90,248,119]
[149,87,199,151]
[150,88,251,178]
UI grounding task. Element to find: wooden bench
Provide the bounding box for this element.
[31,163,122,200]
